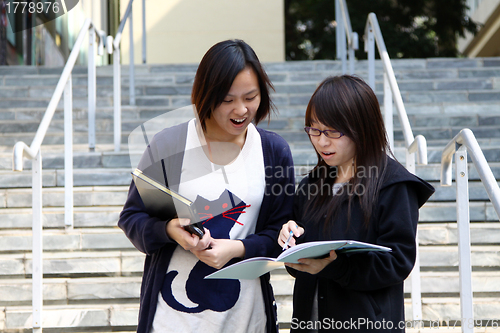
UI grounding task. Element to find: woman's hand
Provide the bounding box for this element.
[278,220,304,249]
[285,250,337,275]
[191,239,245,269]
[166,218,211,251]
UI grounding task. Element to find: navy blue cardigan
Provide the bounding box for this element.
[118,122,295,333]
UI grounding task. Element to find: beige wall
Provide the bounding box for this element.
[458,0,500,57]
[119,0,285,64]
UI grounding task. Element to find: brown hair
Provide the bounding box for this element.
[191,39,275,132]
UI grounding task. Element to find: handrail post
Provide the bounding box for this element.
[348,32,357,75]
[348,46,355,74]
[456,145,474,333]
[64,75,74,228]
[112,0,143,152]
[406,150,423,322]
[335,0,341,60]
[410,235,423,323]
[339,13,347,73]
[114,47,122,152]
[383,73,394,151]
[32,150,42,333]
[129,8,136,106]
[337,0,357,74]
[88,24,96,152]
[366,22,375,90]
[142,0,147,64]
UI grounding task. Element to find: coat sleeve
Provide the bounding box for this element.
[284,177,309,278]
[240,133,295,259]
[118,133,180,256]
[118,180,177,256]
[317,182,420,291]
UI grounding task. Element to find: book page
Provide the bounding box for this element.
[205,258,283,280]
[276,241,348,263]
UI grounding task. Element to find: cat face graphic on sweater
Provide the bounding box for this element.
[161,189,249,313]
[192,189,249,237]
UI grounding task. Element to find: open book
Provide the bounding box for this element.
[205,240,391,280]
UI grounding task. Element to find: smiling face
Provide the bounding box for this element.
[204,66,261,146]
[309,119,356,183]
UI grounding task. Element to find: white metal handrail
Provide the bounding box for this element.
[364,13,427,155]
[107,0,147,152]
[441,128,500,333]
[363,12,428,322]
[11,18,104,333]
[441,129,500,213]
[335,0,358,74]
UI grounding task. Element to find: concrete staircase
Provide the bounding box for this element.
[1,57,500,332]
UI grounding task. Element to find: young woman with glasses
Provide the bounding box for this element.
[278,75,434,332]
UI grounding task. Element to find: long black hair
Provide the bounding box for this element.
[191,39,275,132]
[304,75,391,229]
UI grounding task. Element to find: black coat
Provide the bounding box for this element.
[289,157,434,332]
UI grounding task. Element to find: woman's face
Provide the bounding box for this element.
[309,119,356,180]
[205,66,261,144]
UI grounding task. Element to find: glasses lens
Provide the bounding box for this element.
[305,127,320,136]
[324,130,341,138]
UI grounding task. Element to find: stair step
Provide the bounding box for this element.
[3,144,500,172]
[0,195,497,230]
[292,147,500,166]
[418,223,500,245]
[272,270,500,298]
[5,271,499,308]
[276,297,500,328]
[0,168,133,188]
[0,206,123,229]
[1,304,138,331]
[419,245,500,268]
[0,97,114,109]
[0,228,133,253]
[8,298,497,332]
[413,162,500,183]
[0,276,141,305]
[260,114,500,131]
[2,138,500,172]
[419,202,499,222]
[0,222,498,254]
[0,250,144,278]
[3,302,499,332]
[3,300,500,332]
[1,245,499,280]
[0,150,139,170]
[427,182,495,202]
[1,60,498,90]
[0,85,145,99]
[404,271,500,295]
[0,186,128,209]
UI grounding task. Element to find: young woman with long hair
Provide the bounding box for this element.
[278,75,434,332]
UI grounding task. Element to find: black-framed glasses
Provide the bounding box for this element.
[304,127,344,139]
